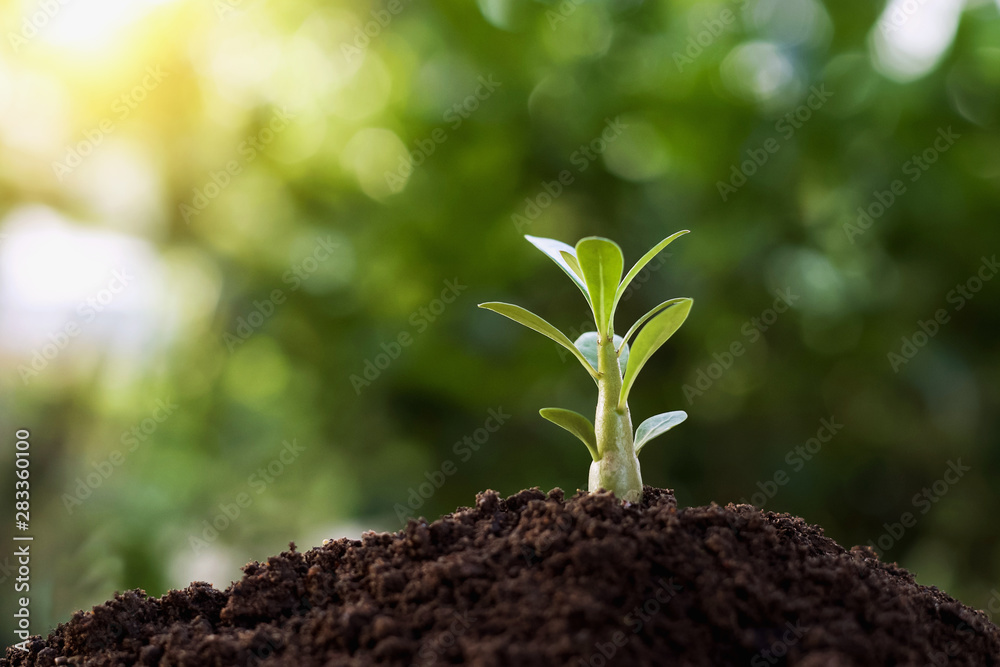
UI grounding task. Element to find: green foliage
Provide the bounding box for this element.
[619,299,694,410]
[478,301,598,377]
[612,230,689,328]
[8,0,1000,636]
[524,235,591,303]
[576,237,624,335]
[480,233,692,499]
[539,408,598,461]
[575,332,629,376]
[634,411,688,455]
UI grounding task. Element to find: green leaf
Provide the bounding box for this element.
[574,332,629,377]
[575,237,623,336]
[610,230,688,325]
[479,302,598,377]
[618,298,693,409]
[524,235,590,303]
[618,298,688,354]
[634,411,688,455]
[540,408,599,461]
[560,251,585,282]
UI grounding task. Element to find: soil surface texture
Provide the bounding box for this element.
[5,487,1000,666]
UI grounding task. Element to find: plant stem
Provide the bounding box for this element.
[590,332,642,503]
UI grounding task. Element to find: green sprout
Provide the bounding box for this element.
[480,232,693,503]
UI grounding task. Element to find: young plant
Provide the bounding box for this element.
[479,232,692,503]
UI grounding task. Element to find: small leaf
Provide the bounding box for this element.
[574,332,629,376]
[634,411,688,455]
[540,408,599,461]
[575,237,624,335]
[479,302,597,377]
[610,230,688,325]
[618,298,693,410]
[618,298,688,353]
[560,251,585,281]
[524,235,590,303]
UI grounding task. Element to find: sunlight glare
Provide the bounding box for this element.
[38,0,180,53]
[870,0,965,82]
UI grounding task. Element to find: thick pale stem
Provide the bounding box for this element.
[589,332,642,502]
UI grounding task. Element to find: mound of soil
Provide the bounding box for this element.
[5,487,1000,666]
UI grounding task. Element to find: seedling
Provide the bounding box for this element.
[480,233,692,503]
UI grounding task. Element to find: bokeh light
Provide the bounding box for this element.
[1,0,999,646]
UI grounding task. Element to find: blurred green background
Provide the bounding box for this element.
[2,0,1000,646]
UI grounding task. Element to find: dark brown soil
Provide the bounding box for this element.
[5,487,1000,666]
